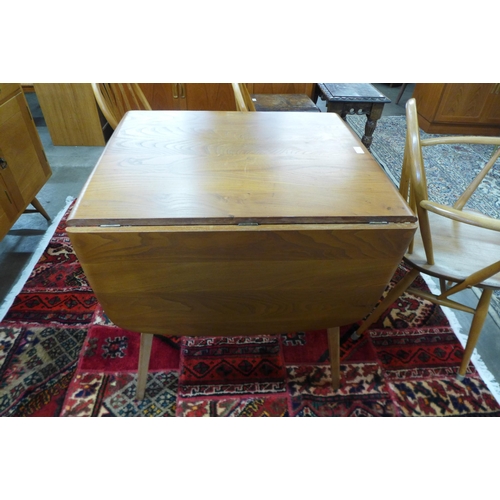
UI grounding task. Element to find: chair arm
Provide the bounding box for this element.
[421,137,500,147]
[420,200,500,231]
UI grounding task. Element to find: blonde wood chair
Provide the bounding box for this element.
[351,97,500,380]
[231,83,319,112]
[91,83,152,129]
[231,83,256,111]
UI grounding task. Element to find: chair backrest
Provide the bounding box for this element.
[231,83,256,112]
[405,97,500,267]
[92,83,152,129]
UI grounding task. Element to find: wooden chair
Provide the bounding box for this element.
[91,83,152,129]
[351,97,500,380]
[231,83,256,111]
[231,83,319,112]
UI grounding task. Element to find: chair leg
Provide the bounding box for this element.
[395,83,408,105]
[327,327,340,390]
[351,267,420,340]
[31,196,51,221]
[457,288,493,380]
[136,332,154,400]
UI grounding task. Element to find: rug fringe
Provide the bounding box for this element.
[0,196,75,322]
[422,274,500,405]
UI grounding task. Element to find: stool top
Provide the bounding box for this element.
[318,83,391,103]
[252,94,320,112]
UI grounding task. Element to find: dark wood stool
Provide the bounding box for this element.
[313,83,390,149]
[252,94,320,112]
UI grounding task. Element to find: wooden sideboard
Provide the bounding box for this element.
[34,83,110,146]
[0,84,52,240]
[139,83,314,111]
[412,83,500,136]
[32,83,315,146]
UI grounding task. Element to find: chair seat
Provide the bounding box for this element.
[252,94,320,112]
[407,210,500,288]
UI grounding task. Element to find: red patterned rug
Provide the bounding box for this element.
[1,205,500,416]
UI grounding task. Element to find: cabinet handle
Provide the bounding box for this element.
[172,83,179,99]
[0,157,8,170]
[4,190,12,204]
[180,83,186,99]
[494,84,500,95]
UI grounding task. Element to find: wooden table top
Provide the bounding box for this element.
[67,110,415,227]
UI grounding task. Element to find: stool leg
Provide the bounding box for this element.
[362,103,384,150]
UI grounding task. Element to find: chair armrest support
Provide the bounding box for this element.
[420,200,500,231]
[421,137,500,147]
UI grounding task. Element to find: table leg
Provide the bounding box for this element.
[327,326,340,390]
[326,102,348,120]
[362,103,384,149]
[312,84,321,104]
[136,332,154,400]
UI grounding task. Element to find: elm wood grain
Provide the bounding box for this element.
[67,111,415,227]
[67,110,417,397]
[66,223,416,337]
[352,98,500,379]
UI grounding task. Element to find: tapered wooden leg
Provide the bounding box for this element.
[327,327,340,390]
[31,197,51,221]
[351,268,420,340]
[136,333,154,400]
[458,288,493,379]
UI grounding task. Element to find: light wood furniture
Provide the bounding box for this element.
[0,84,52,240]
[313,83,391,149]
[232,83,256,111]
[139,84,315,111]
[66,110,416,399]
[412,83,500,136]
[91,84,152,130]
[232,83,319,112]
[139,84,237,111]
[32,84,316,145]
[351,98,500,380]
[34,83,110,146]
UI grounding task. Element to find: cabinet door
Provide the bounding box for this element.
[0,172,17,239]
[139,84,184,110]
[0,92,51,209]
[184,84,236,111]
[482,85,500,124]
[434,84,494,124]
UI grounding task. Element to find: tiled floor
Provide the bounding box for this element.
[1,83,499,391]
